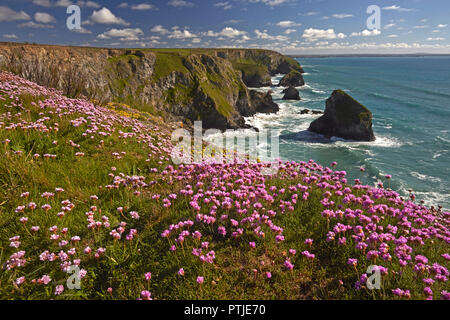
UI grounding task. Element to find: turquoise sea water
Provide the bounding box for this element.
[208,56,450,209]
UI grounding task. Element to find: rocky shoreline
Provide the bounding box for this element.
[0,43,303,131]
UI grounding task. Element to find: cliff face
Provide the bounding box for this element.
[0,43,303,130]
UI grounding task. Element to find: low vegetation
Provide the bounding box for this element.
[0,72,448,300]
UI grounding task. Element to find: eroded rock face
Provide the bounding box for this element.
[278,70,305,87]
[308,90,375,141]
[238,90,279,117]
[240,70,272,88]
[0,43,302,130]
[282,86,301,100]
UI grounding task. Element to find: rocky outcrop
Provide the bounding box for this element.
[216,49,303,88]
[301,109,323,115]
[278,70,305,87]
[282,86,301,100]
[235,63,272,87]
[237,90,279,117]
[0,43,303,130]
[308,90,375,141]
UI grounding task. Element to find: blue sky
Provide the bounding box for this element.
[1,0,449,54]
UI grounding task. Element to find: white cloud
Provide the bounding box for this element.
[276,20,301,28]
[71,26,92,34]
[351,29,381,37]
[168,29,196,39]
[427,37,445,41]
[3,33,18,39]
[387,34,398,38]
[78,1,101,8]
[90,7,129,25]
[0,6,30,22]
[299,12,318,16]
[382,5,415,12]
[284,29,296,35]
[384,23,396,30]
[248,0,288,6]
[437,24,448,28]
[34,12,56,23]
[98,28,144,41]
[19,21,54,28]
[332,14,353,19]
[131,3,157,10]
[302,28,346,42]
[31,0,51,6]
[255,29,288,41]
[206,27,247,38]
[55,0,72,7]
[214,2,232,10]
[168,0,195,7]
[151,25,170,35]
[223,19,241,25]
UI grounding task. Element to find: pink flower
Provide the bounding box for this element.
[178,268,185,276]
[141,290,152,300]
[55,285,64,295]
[284,259,294,271]
[266,272,272,279]
[144,272,152,281]
[249,242,256,248]
[197,276,204,284]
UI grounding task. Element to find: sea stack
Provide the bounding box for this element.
[282,86,301,100]
[308,90,375,141]
[278,70,305,87]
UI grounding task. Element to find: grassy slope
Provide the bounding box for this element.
[0,72,448,300]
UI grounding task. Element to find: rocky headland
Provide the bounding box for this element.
[0,43,303,131]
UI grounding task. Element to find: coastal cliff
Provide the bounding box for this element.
[0,43,302,129]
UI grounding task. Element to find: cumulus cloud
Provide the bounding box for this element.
[284,29,296,35]
[382,5,415,12]
[351,29,381,37]
[3,34,18,39]
[119,3,157,10]
[276,20,301,28]
[90,7,129,25]
[34,12,56,23]
[151,25,170,35]
[168,0,195,7]
[332,14,353,19]
[31,0,51,6]
[31,0,100,8]
[98,28,144,41]
[206,27,247,38]
[0,6,30,22]
[168,29,196,39]
[134,3,157,10]
[302,28,346,41]
[19,21,54,28]
[255,29,288,41]
[54,0,72,7]
[214,2,232,10]
[248,0,288,6]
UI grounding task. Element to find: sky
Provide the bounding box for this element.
[1,0,450,54]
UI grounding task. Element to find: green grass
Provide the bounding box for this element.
[0,73,448,301]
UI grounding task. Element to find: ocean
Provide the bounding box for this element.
[206,56,450,210]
